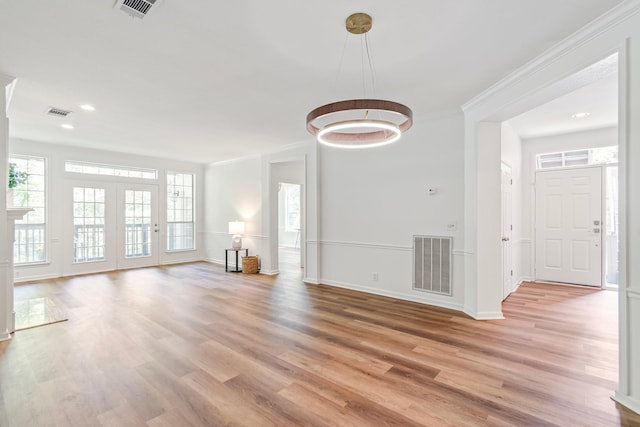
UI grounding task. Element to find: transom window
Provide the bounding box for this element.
[9,155,47,264]
[536,146,618,169]
[166,172,194,251]
[65,161,157,180]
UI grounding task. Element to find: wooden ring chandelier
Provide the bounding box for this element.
[306,13,413,149]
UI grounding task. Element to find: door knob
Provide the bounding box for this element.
[502,237,510,242]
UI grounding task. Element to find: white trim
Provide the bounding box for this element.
[463,306,505,320]
[207,231,268,240]
[210,140,314,167]
[15,273,60,283]
[209,153,261,167]
[0,73,16,112]
[205,257,224,266]
[319,240,411,251]
[160,257,203,266]
[314,240,467,254]
[627,288,640,299]
[612,394,640,417]
[318,278,465,313]
[0,331,10,342]
[462,1,640,112]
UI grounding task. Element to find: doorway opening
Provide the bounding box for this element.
[501,53,618,294]
[278,182,302,274]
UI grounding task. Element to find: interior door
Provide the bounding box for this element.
[117,183,159,269]
[535,167,602,287]
[501,163,513,300]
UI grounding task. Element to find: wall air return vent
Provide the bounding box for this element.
[47,107,72,117]
[413,235,452,295]
[115,0,159,19]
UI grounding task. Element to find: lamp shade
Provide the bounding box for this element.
[228,221,245,235]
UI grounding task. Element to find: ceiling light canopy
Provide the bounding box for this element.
[80,104,96,111]
[306,13,413,149]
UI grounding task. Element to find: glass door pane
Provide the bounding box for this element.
[73,187,106,263]
[124,189,152,259]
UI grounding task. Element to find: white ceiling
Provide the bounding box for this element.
[0,0,624,164]
[508,55,618,139]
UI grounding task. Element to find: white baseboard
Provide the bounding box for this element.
[0,331,11,342]
[161,257,204,266]
[612,393,640,417]
[463,306,505,320]
[318,278,465,313]
[15,272,60,283]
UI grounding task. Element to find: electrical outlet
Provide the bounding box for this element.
[372,272,379,281]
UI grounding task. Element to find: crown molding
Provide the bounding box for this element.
[462,0,640,113]
[0,73,17,112]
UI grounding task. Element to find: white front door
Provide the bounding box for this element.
[68,182,159,274]
[501,163,513,300]
[535,167,602,287]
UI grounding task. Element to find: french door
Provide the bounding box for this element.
[68,181,159,274]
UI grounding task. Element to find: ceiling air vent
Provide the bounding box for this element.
[47,107,72,117]
[115,0,159,19]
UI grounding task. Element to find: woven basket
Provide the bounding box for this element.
[242,256,259,274]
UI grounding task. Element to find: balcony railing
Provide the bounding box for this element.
[14,223,46,264]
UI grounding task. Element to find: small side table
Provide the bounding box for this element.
[225,248,248,272]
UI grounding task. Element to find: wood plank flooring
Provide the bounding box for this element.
[1,262,639,426]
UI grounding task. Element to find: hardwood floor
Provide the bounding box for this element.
[1,264,638,426]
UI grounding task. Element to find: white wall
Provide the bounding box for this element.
[204,142,318,278]
[9,138,206,281]
[520,126,617,279]
[203,113,465,310]
[319,112,466,311]
[203,155,263,268]
[501,121,524,289]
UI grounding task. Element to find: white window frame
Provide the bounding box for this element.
[282,183,301,233]
[166,171,195,251]
[65,160,158,180]
[536,146,618,170]
[9,154,47,265]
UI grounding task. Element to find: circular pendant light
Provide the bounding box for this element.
[306,13,413,148]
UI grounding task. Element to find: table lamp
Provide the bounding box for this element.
[228,221,245,249]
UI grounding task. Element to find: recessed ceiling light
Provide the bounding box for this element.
[79,104,96,111]
[61,124,74,129]
[571,112,590,119]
